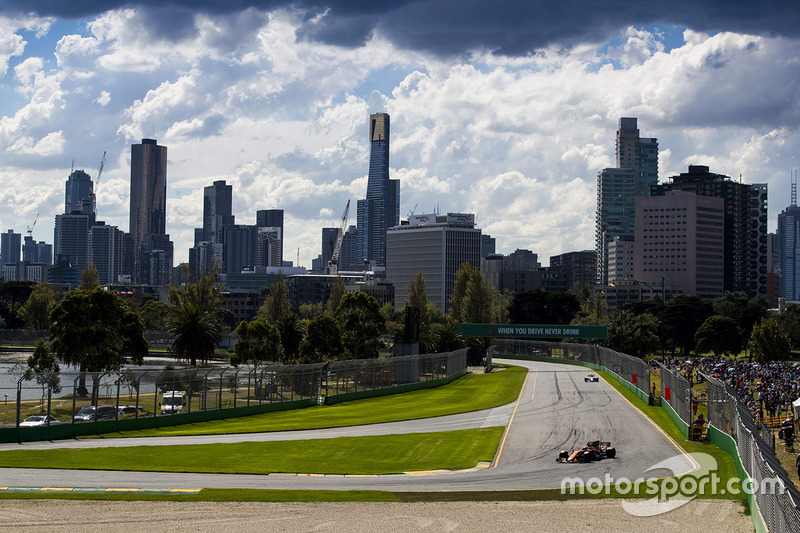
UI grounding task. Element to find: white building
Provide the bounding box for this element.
[386,213,481,313]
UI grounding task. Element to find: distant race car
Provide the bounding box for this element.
[557,440,616,463]
[585,374,599,382]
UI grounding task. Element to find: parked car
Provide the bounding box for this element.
[19,414,60,427]
[72,405,118,422]
[161,391,186,414]
[118,405,148,419]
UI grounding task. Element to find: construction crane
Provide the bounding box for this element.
[327,200,350,276]
[96,151,106,185]
[94,151,106,216]
[26,213,39,238]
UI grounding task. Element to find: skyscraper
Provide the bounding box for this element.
[0,229,21,267]
[777,176,800,301]
[386,213,480,312]
[256,209,284,267]
[203,180,233,244]
[595,117,659,284]
[88,223,125,285]
[54,214,89,271]
[129,138,168,282]
[635,191,725,299]
[652,165,768,297]
[357,113,399,273]
[65,169,95,216]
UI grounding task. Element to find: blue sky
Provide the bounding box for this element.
[0,1,798,268]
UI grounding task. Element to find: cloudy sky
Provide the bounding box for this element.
[0,0,799,269]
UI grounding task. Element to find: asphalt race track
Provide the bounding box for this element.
[0,360,696,492]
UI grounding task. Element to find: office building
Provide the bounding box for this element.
[54,214,89,271]
[1,229,21,267]
[48,254,78,286]
[595,117,659,284]
[386,213,481,312]
[481,234,496,258]
[140,233,174,286]
[223,224,257,274]
[550,250,596,291]
[652,165,768,297]
[607,235,635,283]
[777,177,800,301]
[23,236,52,266]
[256,209,284,267]
[129,139,167,282]
[321,227,339,270]
[203,180,234,244]
[88,223,125,285]
[65,169,95,215]
[357,113,399,273]
[634,191,725,300]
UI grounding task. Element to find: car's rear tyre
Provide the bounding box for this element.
[606,447,616,459]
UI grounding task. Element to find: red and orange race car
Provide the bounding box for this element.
[557,440,616,463]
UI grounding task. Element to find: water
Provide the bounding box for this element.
[0,352,188,402]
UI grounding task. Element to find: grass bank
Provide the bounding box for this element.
[91,365,527,438]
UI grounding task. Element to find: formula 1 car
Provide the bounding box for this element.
[585,374,599,382]
[557,440,616,463]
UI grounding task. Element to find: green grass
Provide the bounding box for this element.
[0,361,749,504]
[91,365,528,438]
[0,427,504,475]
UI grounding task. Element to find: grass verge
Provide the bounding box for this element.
[588,368,744,501]
[91,366,527,438]
[0,427,504,475]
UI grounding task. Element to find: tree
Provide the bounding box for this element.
[25,338,62,404]
[712,291,767,342]
[777,303,800,349]
[139,299,170,330]
[166,269,224,366]
[749,318,791,363]
[298,302,324,320]
[694,315,743,356]
[337,291,385,358]
[427,321,466,353]
[570,292,610,344]
[299,314,342,363]
[17,282,56,330]
[259,274,290,323]
[607,310,660,358]
[0,280,36,329]
[449,263,509,324]
[79,264,100,290]
[231,318,282,368]
[661,295,713,355]
[508,290,580,326]
[325,276,346,316]
[50,288,147,400]
[276,312,304,362]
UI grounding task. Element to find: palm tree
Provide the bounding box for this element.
[166,267,224,366]
[166,299,223,366]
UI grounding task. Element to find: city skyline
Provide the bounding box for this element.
[0,3,798,269]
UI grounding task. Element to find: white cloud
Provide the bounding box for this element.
[0,11,798,271]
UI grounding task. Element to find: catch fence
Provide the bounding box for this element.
[703,373,800,533]
[656,361,692,426]
[1,349,468,431]
[490,340,650,397]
